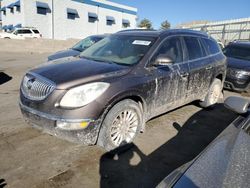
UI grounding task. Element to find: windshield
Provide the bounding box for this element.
[72,36,104,52]
[223,45,250,61]
[80,35,156,66]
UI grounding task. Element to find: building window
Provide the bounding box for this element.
[10,8,14,13]
[16,6,21,12]
[14,0,21,12]
[67,8,79,20]
[88,12,98,23]
[36,1,51,15]
[0,7,6,15]
[122,19,130,28]
[37,7,47,15]
[106,16,115,26]
[67,13,76,20]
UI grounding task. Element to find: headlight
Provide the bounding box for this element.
[60,82,110,108]
[238,70,250,76]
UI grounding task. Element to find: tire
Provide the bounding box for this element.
[200,78,222,108]
[97,99,142,151]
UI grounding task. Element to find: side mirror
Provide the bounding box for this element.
[224,96,249,114]
[154,56,173,66]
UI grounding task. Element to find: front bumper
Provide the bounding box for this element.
[19,102,101,145]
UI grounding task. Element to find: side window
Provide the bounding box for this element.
[202,38,221,55]
[16,30,22,34]
[22,30,32,34]
[152,37,183,64]
[184,36,204,60]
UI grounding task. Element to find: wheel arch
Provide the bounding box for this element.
[95,91,148,144]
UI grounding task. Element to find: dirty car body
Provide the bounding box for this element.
[19,29,226,149]
[223,41,250,92]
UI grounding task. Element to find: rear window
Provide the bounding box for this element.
[202,38,221,55]
[184,36,205,60]
[32,30,40,34]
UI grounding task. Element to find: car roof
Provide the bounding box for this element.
[115,29,210,38]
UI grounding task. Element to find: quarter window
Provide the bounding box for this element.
[32,30,40,34]
[184,37,204,60]
[152,37,183,64]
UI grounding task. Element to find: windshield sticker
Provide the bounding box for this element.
[132,40,151,46]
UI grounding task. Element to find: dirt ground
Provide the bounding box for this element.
[0,52,248,188]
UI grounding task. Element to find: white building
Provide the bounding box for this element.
[0,0,137,39]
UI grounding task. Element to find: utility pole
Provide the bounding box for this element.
[51,0,54,39]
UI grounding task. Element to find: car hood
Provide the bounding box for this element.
[47,49,80,61]
[172,122,250,188]
[227,57,250,71]
[30,57,131,89]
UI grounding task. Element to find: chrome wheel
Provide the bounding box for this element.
[110,109,139,146]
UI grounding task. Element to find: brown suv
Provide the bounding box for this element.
[19,29,226,150]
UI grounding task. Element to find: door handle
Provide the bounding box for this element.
[180,72,189,78]
[206,66,212,70]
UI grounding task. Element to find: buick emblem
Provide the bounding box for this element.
[27,78,35,90]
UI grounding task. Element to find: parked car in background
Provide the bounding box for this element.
[223,41,250,92]
[0,27,41,39]
[19,29,226,151]
[157,96,250,188]
[217,41,224,49]
[47,35,107,61]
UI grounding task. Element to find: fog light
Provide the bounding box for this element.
[56,121,90,130]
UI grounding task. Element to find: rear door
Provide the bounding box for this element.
[149,36,190,116]
[183,36,213,101]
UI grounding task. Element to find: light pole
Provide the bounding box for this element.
[51,0,54,39]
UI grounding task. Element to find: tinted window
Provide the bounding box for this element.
[32,30,40,34]
[184,37,204,60]
[202,38,220,55]
[223,45,250,61]
[19,30,32,34]
[152,37,183,63]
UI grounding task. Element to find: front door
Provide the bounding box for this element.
[149,36,190,116]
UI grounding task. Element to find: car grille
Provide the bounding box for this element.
[21,73,56,101]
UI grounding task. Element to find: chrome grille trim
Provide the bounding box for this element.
[21,73,56,101]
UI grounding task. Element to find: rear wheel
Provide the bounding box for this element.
[97,99,142,151]
[200,78,222,108]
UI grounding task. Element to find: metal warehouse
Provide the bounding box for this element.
[179,17,250,44]
[0,0,137,39]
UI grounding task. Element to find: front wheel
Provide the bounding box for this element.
[97,99,142,151]
[200,78,222,108]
